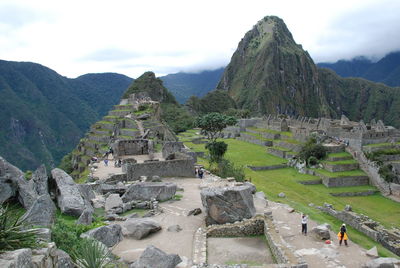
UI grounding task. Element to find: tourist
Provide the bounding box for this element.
[104,159,108,166]
[198,168,204,179]
[301,214,308,235]
[118,159,122,167]
[195,168,199,177]
[338,223,348,246]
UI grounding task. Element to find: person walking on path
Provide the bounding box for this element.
[338,223,348,246]
[198,168,204,179]
[104,158,108,166]
[301,214,308,235]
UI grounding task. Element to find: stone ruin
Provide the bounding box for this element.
[319,203,400,256]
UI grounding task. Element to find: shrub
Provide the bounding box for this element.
[0,204,39,252]
[298,137,327,165]
[308,156,318,166]
[212,159,245,182]
[379,164,398,183]
[205,141,228,163]
[72,238,113,268]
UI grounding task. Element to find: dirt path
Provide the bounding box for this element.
[109,174,376,267]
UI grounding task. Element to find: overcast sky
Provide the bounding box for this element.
[1,0,399,78]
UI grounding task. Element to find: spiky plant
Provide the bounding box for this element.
[0,204,38,252]
[73,238,113,268]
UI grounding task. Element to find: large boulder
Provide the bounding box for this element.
[22,194,56,227]
[15,176,38,209]
[76,208,93,225]
[0,248,32,268]
[122,182,177,202]
[105,194,123,211]
[122,218,161,239]
[0,156,23,203]
[81,224,123,247]
[363,257,400,268]
[311,223,331,240]
[129,245,181,268]
[32,165,48,196]
[51,249,74,268]
[201,185,256,225]
[51,168,86,217]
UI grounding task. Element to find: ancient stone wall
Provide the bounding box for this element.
[162,141,184,158]
[114,139,149,157]
[322,162,359,172]
[321,176,369,188]
[318,205,400,256]
[126,158,195,180]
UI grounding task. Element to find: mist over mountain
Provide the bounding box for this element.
[211,16,400,127]
[318,51,400,87]
[0,60,132,170]
[160,68,224,103]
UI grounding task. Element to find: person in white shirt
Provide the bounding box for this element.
[301,214,308,235]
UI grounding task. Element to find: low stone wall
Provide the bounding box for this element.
[236,136,272,147]
[298,179,322,185]
[326,155,352,161]
[323,144,345,153]
[248,164,287,171]
[274,141,302,153]
[126,158,195,180]
[362,144,400,153]
[246,128,280,140]
[329,190,378,197]
[205,214,307,267]
[162,141,184,158]
[119,129,140,136]
[322,176,369,187]
[379,154,400,161]
[322,162,359,172]
[267,148,286,158]
[318,204,400,256]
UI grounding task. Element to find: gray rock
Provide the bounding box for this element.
[187,208,202,216]
[0,248,32,268]
[76,208,93,225]
[135,201,150,209]
[51,249,74,268]
[278,192,286,198]
[129,245,182,268]
[122,182,177,202]
[201,185,256,225]
[122,218,161,239]
[31,254,47,268]
[22,194,56,227]
[81,224,123,247]
[16,175,38,209]
[51,168,86,217]
[32,165,48,196]
[167,225,182,232]
[366,246,379,258]
[363,257,400,268]
[244,182,256,194]
[35,228,52,242]
[0,156,23,203]
[105,194,123,211]
[92,195,105,209]
[311,223,331,240]
[128,213,139,219]
[148,175,162,182]
[344,204,352,211]
[162,141,185,158]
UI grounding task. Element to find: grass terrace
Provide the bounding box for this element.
[327,152,352,158]
[247,127,293,137]
[322,159,358,165]
[364,142,400,147]
[312,168,366,178]
[242,132,273,142]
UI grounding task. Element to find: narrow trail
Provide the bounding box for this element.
[135,119,145,136]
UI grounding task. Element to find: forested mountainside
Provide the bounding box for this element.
[160,68,224,103]
[318,51,400,87]
[0,60,132,170]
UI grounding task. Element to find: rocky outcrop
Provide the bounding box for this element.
[105,194,123,212]
[0,248,32,268]
[201,185,256,225]
[22,194,56,227]
[32,165,49,196]
[51,168,86,217]
[76,208,93,225]
[15,176,38,209]
[122,218,161,239]
[363,257,400,268]
[129,245,181,268]
[122,182,177,202]
[311,223,331,240]
[81,224,123,247]
[0,156,23,203]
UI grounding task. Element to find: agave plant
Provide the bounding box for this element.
[73,238,113,268]
[0,204,38,252]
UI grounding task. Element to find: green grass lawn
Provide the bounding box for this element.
[313,168,366,178]
[178,129,400,257]
[322,159,358,165]
[327,152,352,158]
[247,127,292,137]
[241,132,273,141]
[364,142,400,147]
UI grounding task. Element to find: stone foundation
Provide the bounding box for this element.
[322,162,359,172]
[322,176,369,187]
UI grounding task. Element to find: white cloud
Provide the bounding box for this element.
[0,0,399,77]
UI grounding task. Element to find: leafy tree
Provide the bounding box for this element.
[205,141,228,163]
[298,137,327,165]
[194,113,237,142]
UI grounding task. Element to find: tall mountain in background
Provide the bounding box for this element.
[318,51,400,87]
[0,60,132,170]
[215,16,400,127]
[160,68,224,103]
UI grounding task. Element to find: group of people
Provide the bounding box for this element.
[195,167,205,179]
[301,214,348,246]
